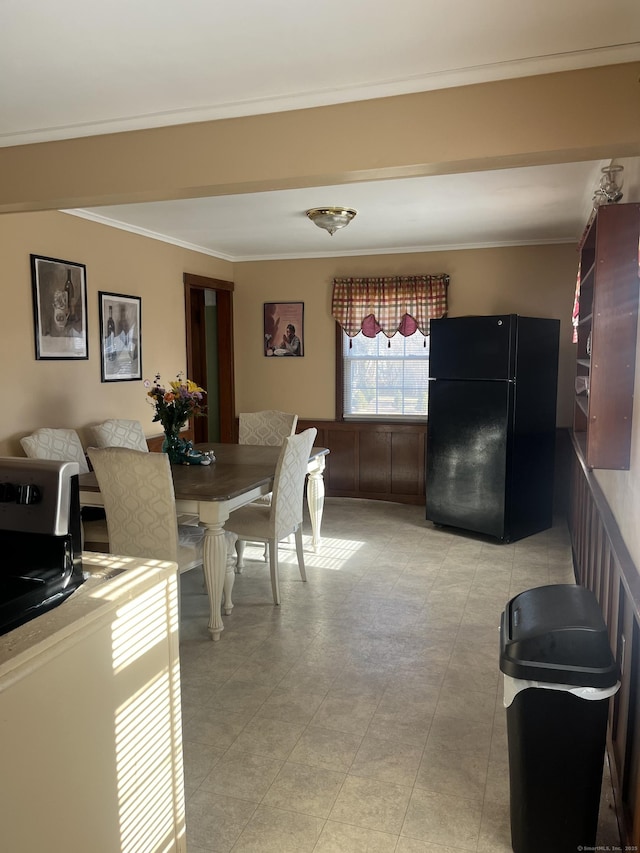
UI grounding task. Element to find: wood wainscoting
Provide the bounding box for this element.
[296,420,572,509]
[569,433,640,846]
[297,419,426,505]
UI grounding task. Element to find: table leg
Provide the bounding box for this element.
[201,522,233,640]
[307,456,326,552]
[223,531,237,616]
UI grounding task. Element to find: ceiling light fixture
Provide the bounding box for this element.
[306,207,357,236]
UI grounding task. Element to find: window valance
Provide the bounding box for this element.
[332,274,449,338]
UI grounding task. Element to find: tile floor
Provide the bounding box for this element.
[178,498,620,852]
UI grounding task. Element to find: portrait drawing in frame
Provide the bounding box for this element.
[264,302,304,357]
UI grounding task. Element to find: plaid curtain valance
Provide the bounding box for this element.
[332,274,449,338]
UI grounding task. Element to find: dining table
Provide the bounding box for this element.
[78,442,329,640]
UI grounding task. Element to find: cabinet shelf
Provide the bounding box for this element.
[575,395,589,416]
[580,260,596,286]
[572,203,640,470]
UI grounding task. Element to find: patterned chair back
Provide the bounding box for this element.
[91,419,148,452]
[238,410,298,446]
[20,428,89,474]
[270,428,317,540]
[87,447,180,562]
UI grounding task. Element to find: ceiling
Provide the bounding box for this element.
[3,0,639,261]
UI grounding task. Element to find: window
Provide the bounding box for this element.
[339,327,430,420]
[332,273,448,421]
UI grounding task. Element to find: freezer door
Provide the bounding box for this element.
[429,315,516,380]
[426,379,512,539]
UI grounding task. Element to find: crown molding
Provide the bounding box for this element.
[4,44,638,148]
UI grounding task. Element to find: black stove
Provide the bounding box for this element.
[0,458,84,637]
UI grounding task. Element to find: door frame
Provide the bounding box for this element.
[184,272,236,443]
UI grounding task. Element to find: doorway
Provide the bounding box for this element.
[184,273,235,443]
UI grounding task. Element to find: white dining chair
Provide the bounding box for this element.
[238,410,298,446]
[21,427,90,473]
[20,427,109,550]
[90,418,149,452]
[87,446,236,611]
[238,410,299,551]
[89,418,197,526]
[228,427,316,605]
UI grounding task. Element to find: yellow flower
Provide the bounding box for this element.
[145,373,206,432]
[169,377,204,394]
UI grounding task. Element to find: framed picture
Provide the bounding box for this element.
[30,254,88,360]
[264,302,304,357]
[98,291,142,382]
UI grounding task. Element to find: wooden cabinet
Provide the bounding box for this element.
[574,202,640,469]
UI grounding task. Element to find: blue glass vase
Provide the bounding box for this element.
[162,430,210,465]
[162,431,190,464]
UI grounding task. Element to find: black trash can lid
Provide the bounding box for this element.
[499,584,619,688]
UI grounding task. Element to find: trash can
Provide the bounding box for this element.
[499,584,619,853]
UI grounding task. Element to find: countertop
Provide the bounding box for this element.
[0,552,178,676]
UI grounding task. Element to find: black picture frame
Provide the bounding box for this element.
[98,291,142,382]
[264,301,304,357]
[30,254,89,360]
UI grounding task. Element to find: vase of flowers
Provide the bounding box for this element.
[145,373,207,464]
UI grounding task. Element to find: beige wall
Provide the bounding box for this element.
[234,244,578,425]
[0,210,232,456]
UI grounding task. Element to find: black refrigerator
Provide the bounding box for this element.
[426,315,560,543]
